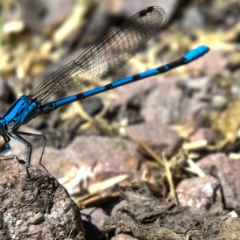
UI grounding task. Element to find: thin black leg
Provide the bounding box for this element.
[17,131,49,174]
[8,131,32,178]
[9,131,32,166]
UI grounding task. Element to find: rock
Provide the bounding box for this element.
[177,76,211,101]
[141,80,183,124]
[111,200,129,218]
[125,122,182,157]
[107,76,165,110]
[197,153,240,209]
[81,207,109,240]
[141,79,209,126]
[176,175,223,214]
[190,128,216,144]
[0,156,85,239]
[30,136,140,194]
[179,97,208,127]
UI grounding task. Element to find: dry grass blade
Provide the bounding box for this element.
[72,174,128,206]
[78,191,120,208]
[137,140,178,204]
[186,159,205,177]
[88,174,129,194]
[53,0,95,45]
[58,173,76,185]
[183,140,207,151]
[162,154,178,205]
[137,140,165,167]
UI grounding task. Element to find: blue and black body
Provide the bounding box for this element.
[41,45,209,111]
[0,6,209,175]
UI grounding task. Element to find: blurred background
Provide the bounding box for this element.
[0,0,240,214]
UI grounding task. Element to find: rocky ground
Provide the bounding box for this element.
[0,0,240,239]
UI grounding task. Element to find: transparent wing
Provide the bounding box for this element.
[29,6,166,102]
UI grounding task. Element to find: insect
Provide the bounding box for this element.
[0,6,209,176]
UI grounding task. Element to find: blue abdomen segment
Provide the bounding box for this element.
[137,68,160,78]
[184,45,209,63]
[83,86,107,98]
[40,45,209,112]
[111,76,133,88]
[53,95,78,108]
